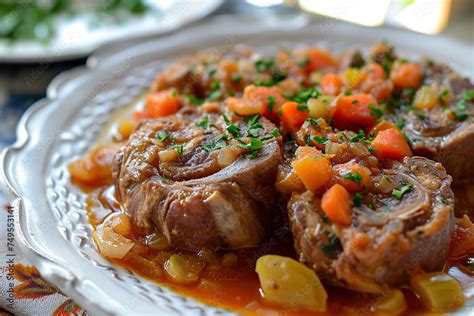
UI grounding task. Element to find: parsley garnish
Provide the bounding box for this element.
[267,95,277,113]
[157,131,170,142]
[313,136,328,145]
[296,104,309,111]
[353,192,363,206]
[342,172,363,186]
[227,124,241,138]
[392,184,413,199]
[320,232,341,256]
[232,73,243,83]
[174,145,184,157]
[186,95,204,105]
[255,59,274,73]
[368,104,383,117]
[438,90,449,106]
[396,118,405,130]
[291,88,320,104]
[197,116,209,129]
[239,138,263,151]
[272,128,279,138]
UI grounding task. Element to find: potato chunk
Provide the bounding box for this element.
[411,272,465,312]
[255,255,327,311]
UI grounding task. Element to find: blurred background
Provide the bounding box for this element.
[0,0,472,150]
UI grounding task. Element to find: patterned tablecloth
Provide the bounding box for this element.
[0,64,88,314]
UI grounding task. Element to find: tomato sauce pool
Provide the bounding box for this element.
[86,184,474,315]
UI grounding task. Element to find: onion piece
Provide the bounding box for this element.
[93,214,135,259]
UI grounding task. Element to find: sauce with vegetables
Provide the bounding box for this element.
[71,42,473,314]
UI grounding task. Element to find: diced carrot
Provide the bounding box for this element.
[330,93,380,130]
[321,184,352,226]
[145,89,180,118]
[296,146,322,160]
[320,73,343,95]
[227,97,264,116]
[371,127,412,160]
[363,63,386,81]
[244,85,286,122]
[306,48,336,73]
[133,111,151,122]
[390,63,422,89]
[281,101,309,132]
[333,161,372,192]
[68,145,117,187]
[370,120,397,135]
[292,154,332,192]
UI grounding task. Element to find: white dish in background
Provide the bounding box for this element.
[0,0,222,63]
[1,15,473,315]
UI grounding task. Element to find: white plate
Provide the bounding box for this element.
[0,0,222,63]
[1,15,473,315]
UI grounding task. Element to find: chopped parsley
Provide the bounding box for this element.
[267,95,277,113]
[368,104,384,117]
[392,184,413,199]
[240,138,264,158]
[197,116,209,129]
[227,124,241,138]
[319,232,341,256]
[353,192,363,206]
[272,128,279,138]
[174,145,184,157]
[344,89,352,96]
[313,136,328,145]
[239,138,263,151]
[296,104,309,111]
[321,214,329,223]
[231,73,243,83]
[186,95,205,106]
[291,88,320,104]
[157,131,170,142]
[438,90,449,106]
[255,59,274,73]
[453,111,468,122]
[342,172,363,187]
[396,118,405,130]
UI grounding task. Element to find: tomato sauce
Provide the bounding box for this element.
[85,184,474,315]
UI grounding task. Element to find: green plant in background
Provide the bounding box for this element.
[0,0,149,42]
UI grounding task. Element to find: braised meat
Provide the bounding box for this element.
[283,119,455,292]
[289,157,454,292]
[391,61,474,182]
[113,111,282,251]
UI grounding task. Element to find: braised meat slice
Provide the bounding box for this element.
[288,157,454,293]
[113,113,282,251]
[389,61,474,182]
